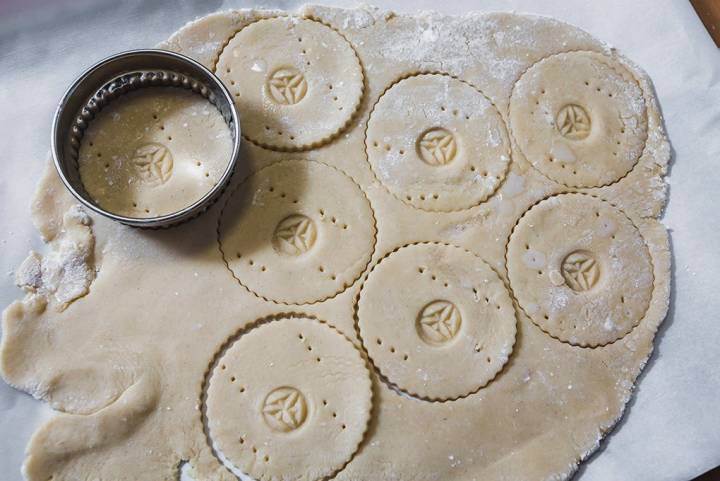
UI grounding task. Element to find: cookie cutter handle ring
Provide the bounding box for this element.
[51,49,242,228]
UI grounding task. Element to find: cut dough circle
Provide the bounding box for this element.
[218,159,376,304]
[506,193,654,347]
[356,243,517,400]
[216,17,364,150]
[78,87,233,217]
[366,74,511,211]
[509,51,648,188]
[205,316,372,481]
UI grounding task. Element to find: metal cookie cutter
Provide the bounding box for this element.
[52,49,241,228]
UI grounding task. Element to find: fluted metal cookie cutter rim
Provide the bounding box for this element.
[51,49,242,228]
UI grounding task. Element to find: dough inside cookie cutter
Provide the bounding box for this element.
[52,49,241,228]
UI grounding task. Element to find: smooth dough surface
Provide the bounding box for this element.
[206,316,372,481]
[78,87,233,217]
[366,74,510,211]
[357,243,516,400]
[216,17,364,150]
[0,5,672,481]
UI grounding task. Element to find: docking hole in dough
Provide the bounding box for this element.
[356,243,517,400]
[205,316,372,481]
[77,87,233,217]
[509,51,648,188]
[218,159,376,304]
[216,17,364,151]
[506,193,654,347]
[366,74,511,212]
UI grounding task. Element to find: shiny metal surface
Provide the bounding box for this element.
[52,49,241,227]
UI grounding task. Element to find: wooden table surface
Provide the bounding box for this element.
[691,0,720,46]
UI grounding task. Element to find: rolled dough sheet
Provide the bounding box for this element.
[0,4,670,481]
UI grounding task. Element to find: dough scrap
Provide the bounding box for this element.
[509,51,648,188]
[219,159,376,305]
[357,243,517,400]
[205,316,372,481]
[15,205,95,310]
[216,17,364,151]
[507,193,654,347]
[366,74,510,211]
[78,87,233,218]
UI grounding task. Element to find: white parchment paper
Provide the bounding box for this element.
[0,1,718,480]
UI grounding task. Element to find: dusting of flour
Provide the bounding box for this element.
[15,205,95,310]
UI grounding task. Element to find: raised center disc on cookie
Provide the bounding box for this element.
[506,193,654,347]
[218,159,376,304]
[77,87,233,218]
[366,74,511,212]
[356,243,517,401]
[216,17,364,151]
[205,316,372,481]
[509,51,648,188]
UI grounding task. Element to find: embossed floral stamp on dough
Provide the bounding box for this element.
[417,128,457,166]
[416,300,462,345]
[262,386,308,432]
[555,104,591,140]
[272,214,317,256]
[561,250,600,291]
[131,143,174,185]
[266,67,308,105]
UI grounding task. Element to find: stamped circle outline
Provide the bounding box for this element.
[201,313,374,481]
[354,241,518,401]
[217,159,378,306]
[504,192,655,348]
[213,16,366,152]
[507,50,649,189]
[364,72,512,213]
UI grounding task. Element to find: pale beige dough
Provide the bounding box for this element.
[78,87,233,218]
[205,316,372,481]
[216,17,364,151]
[506,193,654,347]
[14,206,94,311]
[357,243,516,400]
[366,74,510,211]
[0,5,672,481]
[218,159,376,304]
[509,51,648,188]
